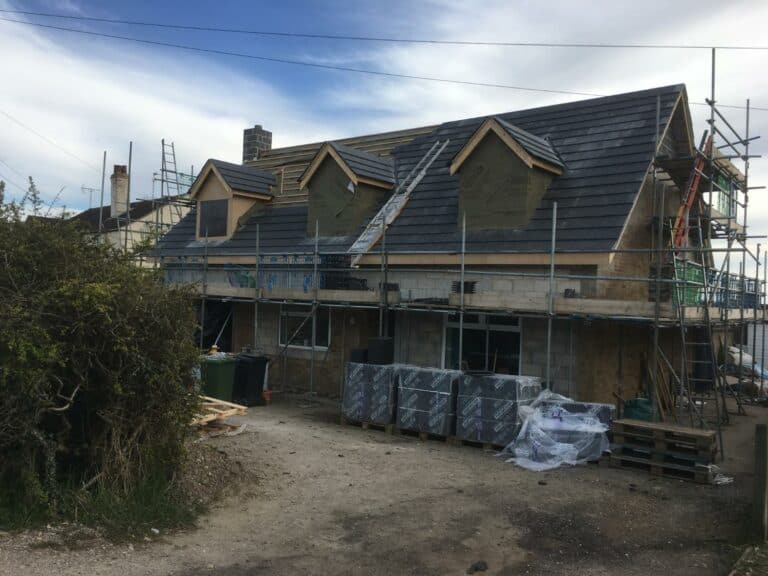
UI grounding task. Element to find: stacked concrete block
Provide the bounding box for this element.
[342,363,397,425]
[396,366,462,436]
[456,374,541,446]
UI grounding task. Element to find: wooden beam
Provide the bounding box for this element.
[188,160,220,199]
[356,252,611,267]
[232,191,273,201]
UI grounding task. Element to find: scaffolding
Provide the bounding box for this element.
[173,64,763,460]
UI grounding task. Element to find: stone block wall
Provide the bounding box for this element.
[520,318,575,393]
[231,301,378,397]
[394,311,444,367]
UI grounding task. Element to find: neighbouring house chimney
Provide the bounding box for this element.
[110,164,129,218]
[242,125,272,162]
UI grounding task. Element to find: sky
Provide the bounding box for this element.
[1,0,768,272]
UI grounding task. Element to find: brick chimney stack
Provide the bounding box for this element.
[110,165,129,218]
[242,125,272,163]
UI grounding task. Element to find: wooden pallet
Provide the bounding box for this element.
[450,437,506,451]
[612,432,716,458]
[340,416,518,452]
[612,419,716,452]
[611,444,713,466]
[191,396,248,427]
[609,454,714,484]
[340,416,395,434]
[394,427,453,443]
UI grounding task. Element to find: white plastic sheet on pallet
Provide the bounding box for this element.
[501,390,612,471]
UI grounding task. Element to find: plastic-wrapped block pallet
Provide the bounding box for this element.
[538,400,615,427]
[396,366,462,437]
[534,398,615,460]
[457,374,542,446]
[342,363,397,425]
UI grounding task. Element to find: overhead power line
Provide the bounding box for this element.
[2,8,768,51]
[0,17,766,113]
[0,109,100,172]
[0,170,27,194]
[0,156,26,180]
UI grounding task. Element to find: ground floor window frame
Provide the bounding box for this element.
[279,304,331,350]
[441,313,522,374]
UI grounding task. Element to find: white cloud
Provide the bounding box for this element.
[1,0,767,274]
[0,4,333,211]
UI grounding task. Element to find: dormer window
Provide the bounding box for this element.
[188,159,276,240]
[199,199,228,237]
[450,117,564,230]
[299,142,395,236]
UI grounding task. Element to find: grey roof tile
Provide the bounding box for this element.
[211,159,276,196]
[158,84,686,258]
[494,117,564,168]
[379,84,683,253]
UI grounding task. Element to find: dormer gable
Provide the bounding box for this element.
[451,118,563,231]
[451,117,563,177]
[299,142,395,191]
[299,142,395,236]
[189,159,275,240]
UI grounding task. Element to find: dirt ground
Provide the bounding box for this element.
[1,396,765,576]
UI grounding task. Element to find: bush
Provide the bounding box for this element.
[0,204,200,532]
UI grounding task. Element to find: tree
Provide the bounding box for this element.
[0,195,200,530]
[21,176,41,215]
[0,180,5,205]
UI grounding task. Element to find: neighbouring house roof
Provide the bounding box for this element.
[299,141,396,190]
[71,198,159,233]
[157,84,688,258]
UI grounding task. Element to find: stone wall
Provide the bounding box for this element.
[393,311,444,367]
[520,318,575,394]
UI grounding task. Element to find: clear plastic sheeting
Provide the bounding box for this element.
[502,390,613,471]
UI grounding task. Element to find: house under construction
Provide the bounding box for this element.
[156,81,764,449]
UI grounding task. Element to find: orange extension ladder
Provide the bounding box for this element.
[672,133,713,248]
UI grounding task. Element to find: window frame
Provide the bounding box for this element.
[198,198,229,238]
[442,313,522,373]
[278,304,331,350]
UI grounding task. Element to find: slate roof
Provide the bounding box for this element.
[494,117,564,169]
[157,205,358,256]
[157,84,686,258]
[211,159,276,196]
[380,84,683,253]
[71,199,157,233]
[329,142,395,184]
